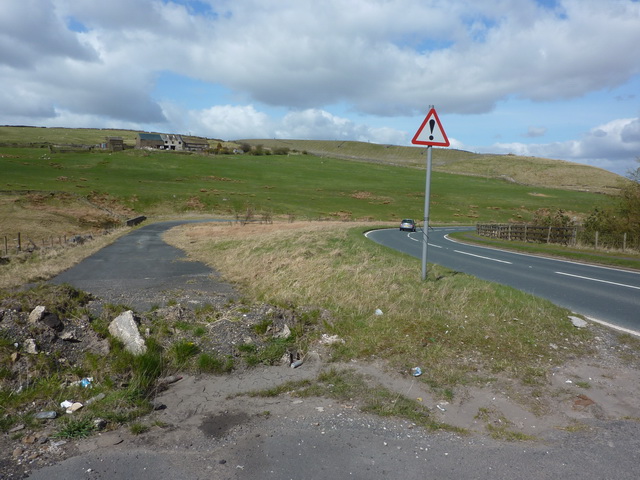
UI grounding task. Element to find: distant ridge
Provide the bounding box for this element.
[236,139,625,195]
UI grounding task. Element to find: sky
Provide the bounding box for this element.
[1,0,640,176]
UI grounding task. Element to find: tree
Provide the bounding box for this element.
[618,157,640,235]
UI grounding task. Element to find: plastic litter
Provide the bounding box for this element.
[291,359,304,369]
[35,411,57,420]
[70,377,93,388]
[85,392,106,406]
[411,367,422,377]
[66,402,83,414]
[375,308,383,316]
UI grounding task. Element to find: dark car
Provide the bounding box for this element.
[399,219,416,232]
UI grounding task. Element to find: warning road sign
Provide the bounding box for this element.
[411,108,449,147]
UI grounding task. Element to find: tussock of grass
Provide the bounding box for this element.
[165,221,592,392]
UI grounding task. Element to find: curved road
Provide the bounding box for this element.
[366,227,640,334]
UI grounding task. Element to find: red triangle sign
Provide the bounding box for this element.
[411,108,450,147]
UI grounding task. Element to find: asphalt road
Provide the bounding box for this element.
[366,227,640,334]
[51,220,237,311]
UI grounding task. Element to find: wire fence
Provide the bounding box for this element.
[476,223,639,252]
[1,232,96,257]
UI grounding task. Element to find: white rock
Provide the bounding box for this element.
[108,311,147,355]
[569,316,588,328]
[28,306,46,323]
[25,338,38,354]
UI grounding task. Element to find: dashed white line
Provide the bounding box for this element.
[454,250,513,264]
[555,272,640,291]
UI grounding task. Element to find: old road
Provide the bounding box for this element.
[27,220,640,479]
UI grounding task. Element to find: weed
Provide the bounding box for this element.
[246,379,313,398]
[53,417,95,439]
[237,343,257,354]
[252,318,273,335]
[575,381,591,389]
[170,340,199,366]
[196,353,234,374]
[297,369,449,431]
[130,423,150,435]
[486,424,536,441]
[193,326,207,337]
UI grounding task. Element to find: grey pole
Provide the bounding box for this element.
[421,144,433,281]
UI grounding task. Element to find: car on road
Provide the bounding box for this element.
[399,219,416,232]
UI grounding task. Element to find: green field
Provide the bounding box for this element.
[0,145,616,229]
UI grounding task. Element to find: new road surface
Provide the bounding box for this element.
[366,227,640,335]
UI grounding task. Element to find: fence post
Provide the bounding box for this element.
[547,226,552,243]
[623,232,627,251]
[17,232,21,252]
[595,231,599,249]
[4,236,7,256]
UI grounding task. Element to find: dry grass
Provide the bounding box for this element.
[0,227,129,289]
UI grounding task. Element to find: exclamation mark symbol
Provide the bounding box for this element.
[429,119,435,140]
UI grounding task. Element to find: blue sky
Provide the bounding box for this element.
[1,0,639,175]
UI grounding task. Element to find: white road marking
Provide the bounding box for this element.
[555,272,640,291]
[454,250,513,264]
[408,233,442,247]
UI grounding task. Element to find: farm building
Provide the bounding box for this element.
[136,133,164,149]
[105,136,124,151]
[161,134,182,150]
[136,132,210,152]
[182,136,209,152]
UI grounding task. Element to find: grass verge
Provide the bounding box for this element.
[449,231,640,270]
[164,221,593,398]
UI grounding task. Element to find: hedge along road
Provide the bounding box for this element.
[28,220,640,480]
[366,226,640,335]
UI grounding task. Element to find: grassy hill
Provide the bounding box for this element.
[0,127,625,195]
[0,126,624,240]
[236,139,625,195]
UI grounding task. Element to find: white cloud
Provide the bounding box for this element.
[184,104,272,140]
[0,0,639,175]
[478,116,640,175]
[523,126,547,138]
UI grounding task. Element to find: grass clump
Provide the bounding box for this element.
[251,368,450,431]
[52,417,96,439]
[196,353,234,374]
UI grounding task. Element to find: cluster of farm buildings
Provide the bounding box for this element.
[104,133,212,152]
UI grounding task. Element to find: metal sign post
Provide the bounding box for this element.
[411,105,450,281]
[421,145,433,280]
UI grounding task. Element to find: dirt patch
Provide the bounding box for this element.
[200,412,251,438]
